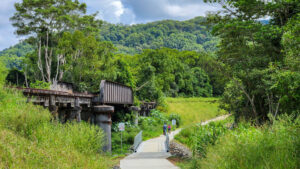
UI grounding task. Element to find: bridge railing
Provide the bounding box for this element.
[165,133,170,152]
[133,131,143,152]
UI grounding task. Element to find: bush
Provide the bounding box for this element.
[175,119,229,157]
[30,80,50,90]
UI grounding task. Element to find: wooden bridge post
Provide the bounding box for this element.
[93,105,114,152]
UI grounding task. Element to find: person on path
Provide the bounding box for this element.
[168,124,171,133]
[163,123,167,135]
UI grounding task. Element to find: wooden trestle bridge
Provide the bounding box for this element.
[16,80,156,152]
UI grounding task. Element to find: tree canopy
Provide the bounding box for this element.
[205,0,300,122]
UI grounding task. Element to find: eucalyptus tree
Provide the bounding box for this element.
[10,0,101,83]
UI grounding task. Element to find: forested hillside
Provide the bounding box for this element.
[0,16,216,57]
[100,17,218,54]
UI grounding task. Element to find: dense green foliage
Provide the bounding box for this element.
[134,49,214,101]
[100,17,218,55]
[204,0,300,122]
[0,61,112,168]
[0,42,32,69]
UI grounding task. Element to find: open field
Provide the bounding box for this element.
[166,97,227,126]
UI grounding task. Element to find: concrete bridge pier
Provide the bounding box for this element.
[71,97,82,122]
[93,105,114,152]
[130,106,140,126]
[49,95,59,121]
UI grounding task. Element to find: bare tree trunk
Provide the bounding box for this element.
[24,69,29,88]
[232,78,258,119]
[55,54,60,82]
[274,96,281,119]
[38,38,45,81]
[44,31,52,83]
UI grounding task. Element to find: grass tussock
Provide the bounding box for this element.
[0,88,113,169]
[166,97,227,126]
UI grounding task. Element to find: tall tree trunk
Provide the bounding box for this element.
[44,31,52,83]
[24,68,29,88]
[232,78,258,119]
[38,38,45,81]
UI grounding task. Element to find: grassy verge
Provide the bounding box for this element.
[0,88,113,168]
[175,115,300,169]
[166,97,227,126]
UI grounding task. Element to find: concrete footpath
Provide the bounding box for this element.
[120,133,179,169]
[120,114,230,169]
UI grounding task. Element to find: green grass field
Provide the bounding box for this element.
[166,97,227,126]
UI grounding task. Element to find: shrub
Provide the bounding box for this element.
[175,119,229,157]
[30,80,50,90]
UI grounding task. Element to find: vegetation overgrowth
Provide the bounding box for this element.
[166,97,226,126]
[174,117,232,155]
[176,115,300,169]
[0,62,113,168]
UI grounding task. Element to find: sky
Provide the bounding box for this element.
[0,0,221,51]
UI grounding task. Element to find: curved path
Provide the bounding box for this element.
[120,114,230,169]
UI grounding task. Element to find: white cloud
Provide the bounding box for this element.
[165,3,220,19]
[82,0,132,24]
[111,1,124,18]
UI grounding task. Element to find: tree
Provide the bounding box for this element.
[205,0,300,122]
[10,0,101,83]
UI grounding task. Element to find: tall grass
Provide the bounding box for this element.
[175,119,231,157]
[166,97,227,126]
[199,115,300,169]
[177,114,300,169]
[0,66,113,169]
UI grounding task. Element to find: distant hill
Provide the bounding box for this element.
[0,42,32,59]
[100,16,218,54]
[0,16,217,58]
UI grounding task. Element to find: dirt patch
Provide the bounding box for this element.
[167,156,185,165]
